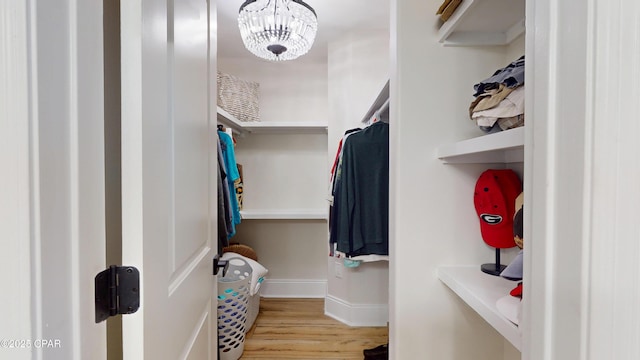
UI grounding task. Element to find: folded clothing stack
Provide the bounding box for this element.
[436,0,463,22]
[470,55,525,133]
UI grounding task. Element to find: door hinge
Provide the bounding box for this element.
[94,265,140,323]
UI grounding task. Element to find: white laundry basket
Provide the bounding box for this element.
[217,257,252,360]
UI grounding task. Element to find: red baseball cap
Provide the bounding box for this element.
[474,169,522,249]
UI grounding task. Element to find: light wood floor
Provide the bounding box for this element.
[239,298,388,360]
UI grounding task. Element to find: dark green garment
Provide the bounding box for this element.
[334,122,389,256]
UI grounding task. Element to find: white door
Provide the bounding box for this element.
[120,0,218,359]
[1,1,107,359]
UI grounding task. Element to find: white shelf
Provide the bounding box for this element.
[361,80,390,124]
[437,126,524,164]
[240,209,328,220]
[217,106,327,135]
[437,0,525,46]
[438,266,521,350]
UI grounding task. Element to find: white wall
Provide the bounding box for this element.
[391,0,524,358]
[327,30,390,147]
[233,220,327,279]
[218,56,329,297]
[505,34,525,63]
[218,57,328,123]
[234,133,327,211]
[325,29,391,326]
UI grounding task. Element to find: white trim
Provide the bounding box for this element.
[178,300,211,360]
[1,1,34,357]
[437,0,525,47]
[168,246,211,297]
[584,1,640,359]
[505,18,526,44]
[217,106,328,135]
[26,0,44,352]
[120,0,145,359]
[437,126,524,164]
[324,295,389,327]
[437,266,521,351]
[259,279,327,298]
[240,209,328,220]
[68,1,81,358]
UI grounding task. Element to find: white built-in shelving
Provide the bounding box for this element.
[438,266,521,350]
[219,106,328,221]
[434,0,527,355]
[217,106,327,136]
[240,209,328,220]
[438,0,525,46]
[361,80,390,124]
[437,126,524,164]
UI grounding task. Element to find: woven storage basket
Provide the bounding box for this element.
[222,243,258,261]
[217,71,260,122]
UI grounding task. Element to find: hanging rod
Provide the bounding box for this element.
[361,80,390,124]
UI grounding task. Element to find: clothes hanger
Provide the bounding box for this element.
[367,98,390,126]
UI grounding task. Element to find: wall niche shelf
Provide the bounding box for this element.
[438,0,525,46]
[438,266,521,350]
[217,106,328,136]
[437,126,524,164]
[240,209,328,220]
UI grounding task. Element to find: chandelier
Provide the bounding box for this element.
[238,0,318,61]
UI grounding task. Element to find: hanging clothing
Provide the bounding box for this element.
[328,128,362,240]
[217,135,232,252]
[330,122,389,257]
[235,164,244,210]
[218,130,241,239]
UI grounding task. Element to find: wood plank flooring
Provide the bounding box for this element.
[239,298,388,360]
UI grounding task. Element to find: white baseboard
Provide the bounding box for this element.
[260,279,327,298]
[324,295,389,327]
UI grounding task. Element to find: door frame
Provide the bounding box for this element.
[1,0,107,359]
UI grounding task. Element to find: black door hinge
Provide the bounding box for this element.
[94,265,140,323]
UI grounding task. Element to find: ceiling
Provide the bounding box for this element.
[216,0,390,63]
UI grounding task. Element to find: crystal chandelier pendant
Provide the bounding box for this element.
[238,0,318,61]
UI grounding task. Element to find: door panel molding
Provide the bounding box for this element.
[169,245,211,296]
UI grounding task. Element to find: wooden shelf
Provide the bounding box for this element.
[437,126,524,164]
[438,266,521,350]
[217,106,327,135]
[437,0,525,46]
[240,209,328,220]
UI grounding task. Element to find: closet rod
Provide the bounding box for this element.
[366,97,390,124]
[378,98,390,114]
